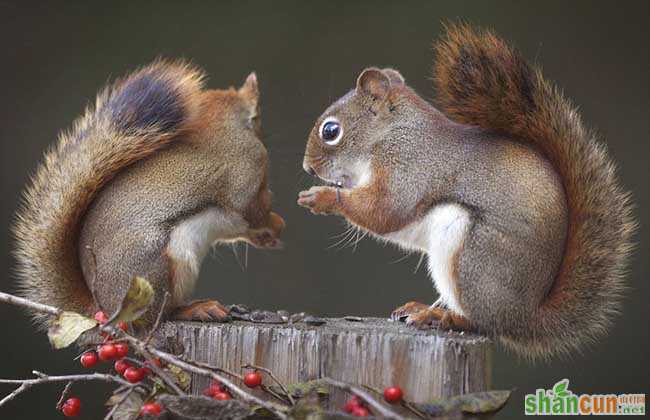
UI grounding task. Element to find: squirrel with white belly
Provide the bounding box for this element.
[298,24,635,359]
[15,60,285,328]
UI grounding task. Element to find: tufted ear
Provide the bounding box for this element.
[356,68,391,101]
[382,68,405,85]
[238,71,259,109]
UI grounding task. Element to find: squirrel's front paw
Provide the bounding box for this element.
[297,186,339,215]
[247,227,283,249]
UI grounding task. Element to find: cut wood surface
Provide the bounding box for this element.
[158,317,492,409]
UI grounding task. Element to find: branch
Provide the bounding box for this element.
[0,290,288,419]
[141,346,288,419]
[362,384,425,419]
[0,372,136,409]
[144,291,170,346]
[242,363,295,406]
[320,377,404,419]
[124,356,184,396]
[0,291,60,316]
[55,381,73,410]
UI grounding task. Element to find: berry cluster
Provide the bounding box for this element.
[342,386,403,417]
[343,395,371,417]
[202,380,232,400]
[64,311,165,417]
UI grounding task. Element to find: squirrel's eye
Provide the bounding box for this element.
[319,117,343,146]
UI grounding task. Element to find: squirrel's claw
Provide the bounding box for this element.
[392,301,474,332]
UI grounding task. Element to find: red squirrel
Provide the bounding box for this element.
[15,60,284,328]
[298,25,635,359]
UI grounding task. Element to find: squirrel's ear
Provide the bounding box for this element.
[382,68,405,85]
[238,72,259,107]
[356,68,391,100]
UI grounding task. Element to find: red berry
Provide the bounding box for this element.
[383,386,403,404]
[124,367,146,383]
[114,343,129,358]
[343,395,362,413]
[118,321,129,331]
[114,359,131,375]
[80,351,98,368]
[149,358,162,367]
[203,382,224,397]
[213,392,231,401]
[352,406,370,417]
[140,402,163,416]
[94,311,109,324]
[243,371,263,388]
[98,343,117,361]
[61,397,81,417]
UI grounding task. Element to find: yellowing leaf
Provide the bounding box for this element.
[113,277,154,324]
[47,312,98,349]
[166,364,191,391]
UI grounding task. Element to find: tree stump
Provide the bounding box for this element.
[158,317,492,409]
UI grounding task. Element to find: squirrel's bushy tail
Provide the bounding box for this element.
[433,24,635,359]
[13,60,205,328]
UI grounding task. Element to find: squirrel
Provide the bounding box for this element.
[298,24,635,359]
[14,60,285,329]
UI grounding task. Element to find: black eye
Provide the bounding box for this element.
[319,117,343,145]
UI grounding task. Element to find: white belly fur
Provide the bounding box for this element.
[166,207,248,305]
[385,203,471,315]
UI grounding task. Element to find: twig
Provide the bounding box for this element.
[179,356,242,381]
[123,355,185,396]
[55,381,73,410]
[320,377,404,419]
[242,363,295,406]
[0,291,60,316]
[144,292,170,346]
[103,387,136,420]
[141,347,289,419]
[361,385,425,419]
[1,290,288,418]
[0,372,136,408]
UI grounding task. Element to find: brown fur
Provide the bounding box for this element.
[14,60,283,328]
[433,24,636,359]
[300,24,635,361]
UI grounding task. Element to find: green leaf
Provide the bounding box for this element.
[47,311,98,349]
[553,379,570,398]
[414,390,512,417]
[112,277,154,324]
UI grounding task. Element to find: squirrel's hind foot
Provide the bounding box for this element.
[391,301,473,332]
[172,299,231,322]
[390,301,430,322]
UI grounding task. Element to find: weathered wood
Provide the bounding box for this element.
[158,318,492,409]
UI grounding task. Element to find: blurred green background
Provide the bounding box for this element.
[1,1,647,418]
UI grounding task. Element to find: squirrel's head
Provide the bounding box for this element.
[302,67,408,188]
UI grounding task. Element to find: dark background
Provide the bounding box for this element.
[1,1,647,418]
